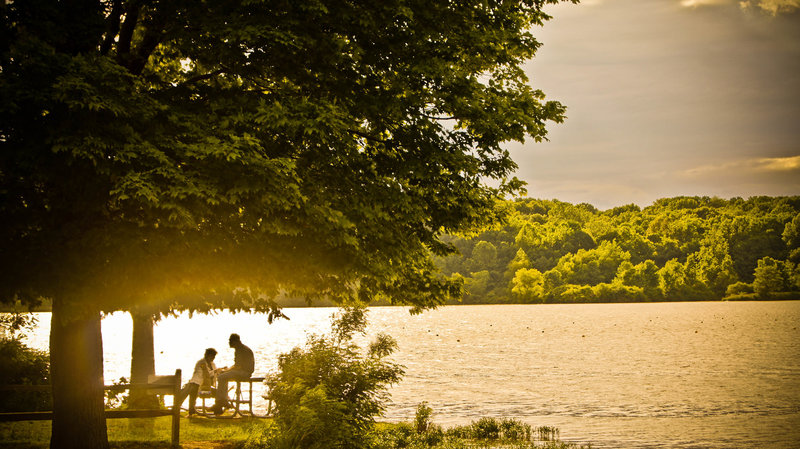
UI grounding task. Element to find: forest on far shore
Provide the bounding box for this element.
[434,196,800,304]
[4,195,798,313]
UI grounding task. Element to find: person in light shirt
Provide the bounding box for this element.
[176,347,218,415]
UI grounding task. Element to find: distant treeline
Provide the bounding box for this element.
[435,196,800,304]
[4,196,797,313]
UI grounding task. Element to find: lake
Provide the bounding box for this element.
[21,301,800,448]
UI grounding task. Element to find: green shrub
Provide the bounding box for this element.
[537,425,560,442]
[445,417,533,442]
[371,422,458,449]
[418,425,445,447]
[500,418,532,441]
[590,283,645,302]
[241,420,280,449]
[260,307,404,449]
[0,313,50,413]
[370,417,589,449]
[725,281,754,296]
[555,284,596,303]
[723,293,758,301]
[472,417,501,440]
[415,402,434,433]
[371,422,415,449]
[444,424,472,440]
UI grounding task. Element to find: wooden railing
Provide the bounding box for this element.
[0,369,182,447]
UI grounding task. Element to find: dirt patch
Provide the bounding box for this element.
[180,442,239,449]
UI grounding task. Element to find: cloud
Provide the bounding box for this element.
[682,155,800,176]
[681,0,728,6]
[525,177,658,210]
[671,156,800,204]
[524,0,800,209]
[759,155,800,171]
[740,0,800,14]
[679,0,800,14]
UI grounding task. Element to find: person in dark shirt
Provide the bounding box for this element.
[211,333,254,415]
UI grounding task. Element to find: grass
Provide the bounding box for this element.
[0,415,260,448]
[2,416,590,449]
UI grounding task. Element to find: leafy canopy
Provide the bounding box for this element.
[0,0,570,314]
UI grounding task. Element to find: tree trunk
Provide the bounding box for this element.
[129,311,158,409]
[49,297,109,449]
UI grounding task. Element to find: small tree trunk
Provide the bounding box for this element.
[49,297,109,449]
[129,311,158,409]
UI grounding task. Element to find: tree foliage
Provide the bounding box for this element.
[436,196,800,303]
[753,257,786,298]
[1,0,571,315]
[1,1,572,447]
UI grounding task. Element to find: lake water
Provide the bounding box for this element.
[21,301,800,448]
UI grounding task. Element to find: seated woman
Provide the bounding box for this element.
[176,347,218,415]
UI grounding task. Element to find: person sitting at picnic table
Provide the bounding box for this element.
[211,333,254,415]
[176,347,218,415]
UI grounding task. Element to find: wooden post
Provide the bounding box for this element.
[171,369,181,448]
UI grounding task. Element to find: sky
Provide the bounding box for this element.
[510,0,800,210]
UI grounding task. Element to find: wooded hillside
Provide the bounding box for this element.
[435,196,800,303]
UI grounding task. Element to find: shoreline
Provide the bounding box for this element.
[4,296,799,314]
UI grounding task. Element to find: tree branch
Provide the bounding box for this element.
[348,129,389,144]
[129,22,164,75]
[120,1,172,75]
[177,69,227,87]
[421,114,457,121]
[100,0,123,56]
[116,0,140,64]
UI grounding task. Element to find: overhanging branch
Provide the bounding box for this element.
[116,0,140,60]
[177,69,227,87]
[100,0,123,56]
[348,129,389,144]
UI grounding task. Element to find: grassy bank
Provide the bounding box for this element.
[1,416,591,449]
[0,416,257,448]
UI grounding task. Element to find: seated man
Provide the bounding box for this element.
[176,347,218,415]
[211,333,254,415]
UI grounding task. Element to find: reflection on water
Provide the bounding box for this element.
[22,301,800,449]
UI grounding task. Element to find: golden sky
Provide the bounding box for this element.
[513,0,800,209]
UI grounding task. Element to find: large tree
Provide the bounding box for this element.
[1,1,570,447]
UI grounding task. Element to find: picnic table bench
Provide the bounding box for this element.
[197,376,267,418]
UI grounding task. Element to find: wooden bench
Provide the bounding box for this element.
[0,369,183,447]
